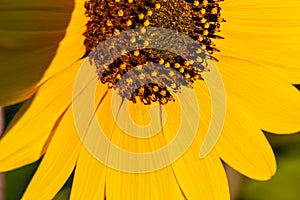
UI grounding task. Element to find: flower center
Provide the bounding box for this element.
[83,0,224,105]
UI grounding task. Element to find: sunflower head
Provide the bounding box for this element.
[84,0,224,105]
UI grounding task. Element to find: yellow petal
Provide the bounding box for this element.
[171,149,229,200]
[217,0,300,83]
[70,71,109,199]
[221,0,300,33]
[106,166,185,200]
[107,99,166,154]
[70,147,106,200]
[216,95,276,180]
[0,60,82,171]
[105,99,184,199]
[217,56,300,134]
[0,47,54,106]
[162,82,230,200]
[73,79,185,199]
[79,88,169,169]
[22,106,81,200]
[0,0,86,106]
[0,0,74,49]
[40,0,87,82]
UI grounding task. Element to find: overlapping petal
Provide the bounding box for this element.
[217,56,300,134]
[0,60,82,171]
[162,82,230,200]
[217,0,300,84]
[0,0,86,106]
[22,106,81,200]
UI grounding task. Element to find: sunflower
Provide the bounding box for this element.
[0,0,300,199]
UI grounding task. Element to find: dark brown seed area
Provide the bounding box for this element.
[84,0,224,105]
